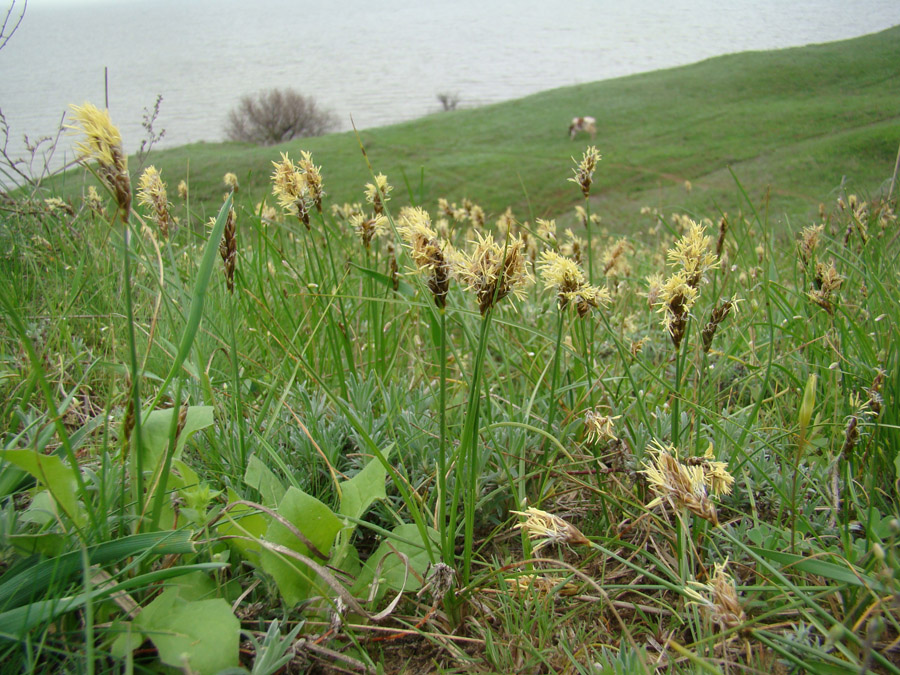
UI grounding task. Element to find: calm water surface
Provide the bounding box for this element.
[0,0,898,169]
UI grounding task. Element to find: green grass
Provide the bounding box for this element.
[1,25,899,675]
[47,25,900,232]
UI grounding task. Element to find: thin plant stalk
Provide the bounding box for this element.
[436,308,448,537]
[447,306,495,587]
[544,309,567,440]
[122,216,146,529]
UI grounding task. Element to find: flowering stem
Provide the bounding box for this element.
[671,326,688,446]
[536,310,567,495]
[122,218,146,528]
[583,197,595,285]
[450,306,495,587]
[544,309,567,441]
[436,308,448,540]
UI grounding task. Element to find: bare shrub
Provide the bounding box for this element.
[225,88,338,145]
[436,92,460,112]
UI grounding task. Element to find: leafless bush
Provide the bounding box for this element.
[436,92,460,112]
[225,88,338,145]
[1,0,27,52]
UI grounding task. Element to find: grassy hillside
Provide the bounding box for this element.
[1,26,899,675]
[52,25,900,231]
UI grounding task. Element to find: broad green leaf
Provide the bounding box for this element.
[338,451,389,521]
[0,449,82,526]
[218,489,268,562]
[137,406,214,477]
[244,454,286,507]
[135,588,239,675]
[7,533,64,558]
[352,523,440,600]
[18,490,57,526]
[260,486,342,607]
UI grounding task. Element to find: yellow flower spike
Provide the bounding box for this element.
[568,146,602,197]
[685,560,746,631]
[453,231,532,315]
[511,507,590,553]
[364,173,392,215]
[67,102,131,219]
[271,152,313,228]
[137,166,172,239]
[640,441,719,526]
[666,218,719,287]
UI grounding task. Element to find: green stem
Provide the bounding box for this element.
[437,309,448,540]
[123,219,145,530]
[544,309,567,440]
[449,307,495,586]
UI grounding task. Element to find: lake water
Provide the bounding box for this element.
[0,0,898,175]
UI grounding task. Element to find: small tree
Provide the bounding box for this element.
[225,88,338,145]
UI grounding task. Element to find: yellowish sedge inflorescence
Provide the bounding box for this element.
[271,152,315,228]
[666,219,719,288]
[297,151,324,211]
[798,223,824,266]
[68,102,132,220]
[85,185,105,217]
[640,440,732,526]
[537,250,610,317]
[350,213,387,250]
[656,219,720,348]
[223,172,239,192]
[569,146,602,197]
[560,228,586,265]
[536,218,557,245]
[808,259,843,315]
[601,238,633,277]
[364,173,392,215]
[701,297,739,353]
[511,507,590,553]
[453,231,532,315]
[217,206,237,294]
[397,206,453,308]
[684,560,747,632]
[583,408,620,444]
[137,166,173,239]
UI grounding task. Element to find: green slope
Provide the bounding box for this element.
[60,25,900,229]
